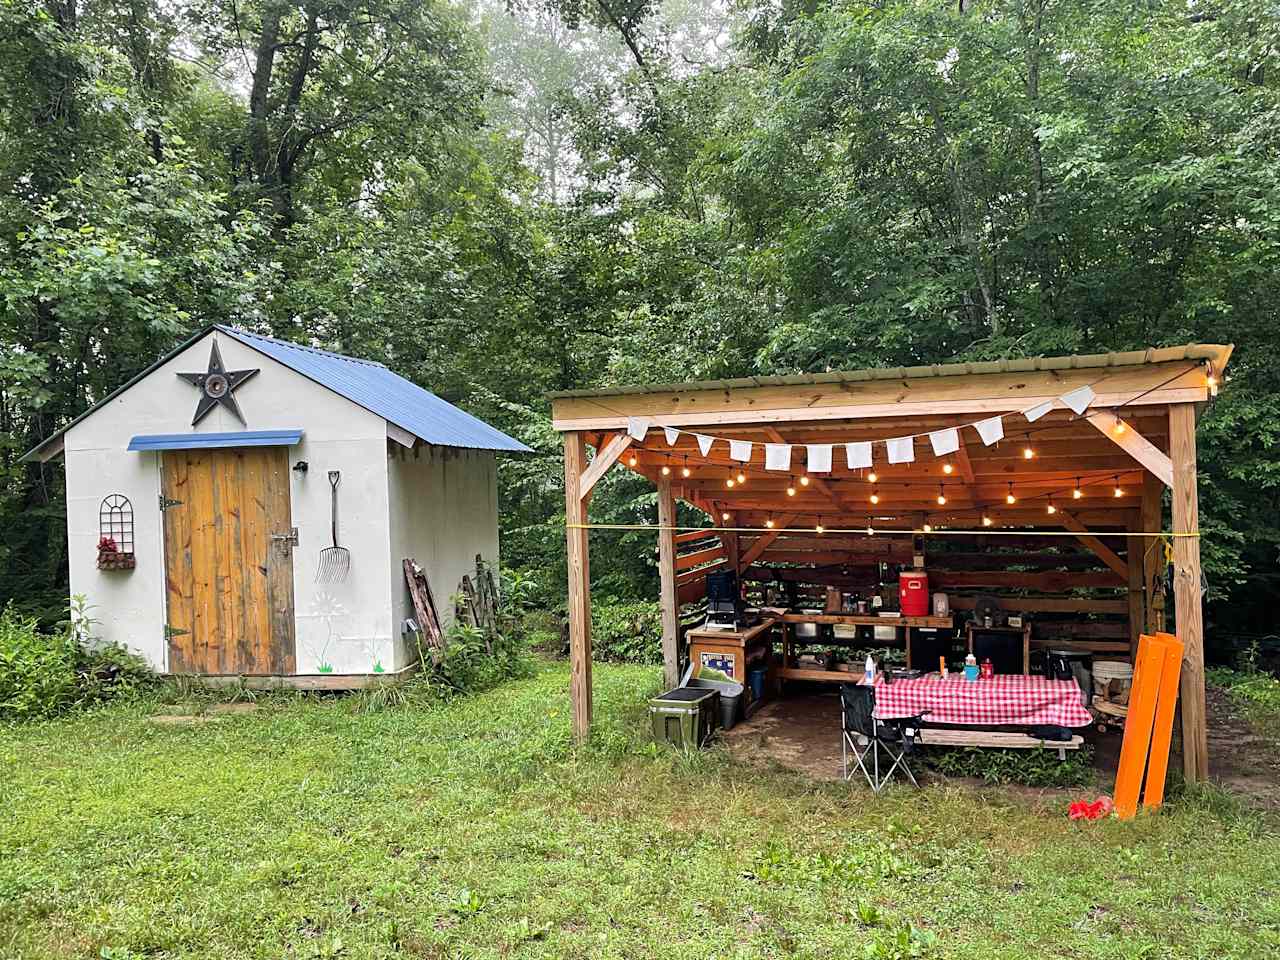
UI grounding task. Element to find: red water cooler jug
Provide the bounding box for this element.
[899,571,929,617]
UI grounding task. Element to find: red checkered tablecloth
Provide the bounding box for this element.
[872,674,1093,728]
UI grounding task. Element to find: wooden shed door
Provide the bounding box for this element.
[161,447,296,674]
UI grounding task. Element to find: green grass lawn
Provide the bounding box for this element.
[2,662,1278,960]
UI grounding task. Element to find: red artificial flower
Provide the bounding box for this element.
[1068,796,1114,821]
[97,536,118,554]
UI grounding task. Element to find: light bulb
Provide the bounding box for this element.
[681,465,691,478]
[800,475,810,486]
[1114,420,1127,435]
[923,523,932,533]
[982,515,993,527]
[1114,484,1123,498]
[1006,492,1017,505]
[786,485,796,497]
[628,455,638,467]
[721,512,730,521]
[815,522,825,534]
[725,478,735,488]
[1072,485,1083,500]
[737,471,746,484]
[869,493,879,505]
[937,494,947,505]
[867,472,878,483]
[661,464,670,476]
[765,519,775,529]
[1046,503,1056,515]
[1023,446,1035,460]
[942,463,954,475]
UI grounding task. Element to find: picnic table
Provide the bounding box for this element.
[873,673,1093,729]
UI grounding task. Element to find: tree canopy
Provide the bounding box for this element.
[2,0,1277,654]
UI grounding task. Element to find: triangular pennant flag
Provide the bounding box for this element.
[729,439,753,462]
[845,441,872,470]
[695,434,714,457]
[764,443,792,471]
[974,416,1005,446]
[886,436,915,464]
[1022,400,1053,422]
[806,444,832,473]
[1061,385,1095,415]
[663,426,679,446]
[626,417,651,441]
[928,428,960,457]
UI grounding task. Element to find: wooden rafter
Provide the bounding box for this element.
[579,433,634,500]
[1086,410,1173,488]
[736,513,798,570]
[1058,510,1129,580]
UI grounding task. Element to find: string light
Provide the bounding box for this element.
[1046,501,1057,515]
[1114,419,1127,436]
[1113,476,1124,498]
[628,453,638,467]
[661,464,671,476]
[1073,478,1083,500]
[923,523,932,533]
[800,475,810,486]
[736,471,746,484]
[942,463,954,475]
[982,514,993,527]
[867,471,878,483]
[936,485,947,506]
[815,517,825,534]
[869,490,880,505]
[725,477,735,489]
[1207,367,1219,396]
[1023,442,1035,460]
[1006,483,1017,505]
[721,512,730,521]
[786,483,796,497]
[765,518,775,529]
[681,457,691,478]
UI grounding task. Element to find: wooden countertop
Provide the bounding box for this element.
[686,615,780,643]
[780,612,953,629]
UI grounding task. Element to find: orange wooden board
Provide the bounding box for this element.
[1114,634,1166,820]
[1143,632,1184,810]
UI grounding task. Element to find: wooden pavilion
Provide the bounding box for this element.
[550,344,1233,782]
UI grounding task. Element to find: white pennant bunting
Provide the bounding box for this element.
[845,441,872,470]
[1022,400,1053,422]
[974,416,1005,446]
[626,417,651,441]
[764,443,792,471]
[729,439,753,462]
[886,436,915,464]
[928,428,960,457]
[1061,385,1095,415]
[663,426,679,446]
[695,433,714,457]
[806,444,832,473]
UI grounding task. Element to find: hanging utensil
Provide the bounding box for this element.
[316,471,350,584]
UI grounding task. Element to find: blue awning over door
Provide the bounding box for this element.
[127,430,304,451]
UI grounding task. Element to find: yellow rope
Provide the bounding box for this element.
[566,522,1198,538]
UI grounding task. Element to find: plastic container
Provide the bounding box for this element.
[747,667,767,701]
[1092,660,1134,704]
[899,571,929,616]
[649,687,719,747]
[932,592,949,617]
[686,676,745,730]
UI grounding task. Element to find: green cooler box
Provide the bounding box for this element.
[649,687,720,748]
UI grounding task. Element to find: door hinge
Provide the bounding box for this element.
[159,495,183,511]
[164,624,190,640]
[270,527,300,551]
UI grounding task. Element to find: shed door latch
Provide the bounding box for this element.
[164,624,189,640]
[159,495,183,511]
[271,527,299,553]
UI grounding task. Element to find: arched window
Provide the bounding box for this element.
[98,494,136,569]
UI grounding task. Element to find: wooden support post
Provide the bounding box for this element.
[1127,518,1145,659]
[563,432,593,741]
[1169,403,1208,783]
[656,475,680,689]
[1141,472,1164,634]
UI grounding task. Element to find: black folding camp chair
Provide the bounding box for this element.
[839,683,927,792]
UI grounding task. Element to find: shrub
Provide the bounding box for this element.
[924,744,1095,788]
[1209,667,1280,736]
[0,599,154,722]
[591,599,662,665]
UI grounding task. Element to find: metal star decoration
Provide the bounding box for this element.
[176,341,259,426]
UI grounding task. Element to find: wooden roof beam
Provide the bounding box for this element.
[1086,410,1173,488]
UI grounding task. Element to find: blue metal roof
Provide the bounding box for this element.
[128,429,304,452]
[216,326,531,453]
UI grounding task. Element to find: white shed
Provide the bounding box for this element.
[23,325,530,684]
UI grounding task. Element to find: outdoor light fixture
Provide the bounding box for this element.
[923,523,932,533]
[1114,476,1124,498]
[815,517,825,534]
[786,484,796,497]
[800,475,810,486]
[661,464,671,476]
[867,471,878,483]
[737,471,746,484]
[721,512,730,521]
[1023,444,1035,460]
[869,491,880,505]
[1006,483,1017,505]
[942,463,954,475]
[765,519,775,529]
[681,457,691,478]
[982,514,993,527]
[628,454,638,467]
[1114,420,1127,436]
[1046,502,1057,515]
[937,485,947,506]
[1073,478,1083,500]
[1207,367,1219,396]
[726,477,735,488]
